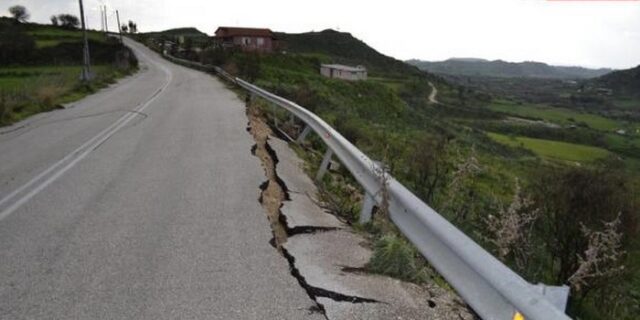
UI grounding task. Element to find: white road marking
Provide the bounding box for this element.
[0,47,173,222]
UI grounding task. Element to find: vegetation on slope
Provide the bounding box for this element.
[592,65,640,98]
[145,27,639,319]
[407,58,612,79]
[139,27,209,40]
[276,29,421,77]
[0,17,138,126]
[487,132,611,163]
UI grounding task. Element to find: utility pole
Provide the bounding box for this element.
[104,5,109,35]
[78,0,91,81]
[116,10,123,44]
[100,6,104,33]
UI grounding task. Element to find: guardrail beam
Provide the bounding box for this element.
[160,56,573,319]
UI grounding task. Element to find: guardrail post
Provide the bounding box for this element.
[296,125,312,144]
[359,192,376,223]
[532,284,571,312]
[315,149,334,181]
[271,104,279,127]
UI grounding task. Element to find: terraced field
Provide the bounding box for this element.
[487,132,612,163]
[488,99,622,131]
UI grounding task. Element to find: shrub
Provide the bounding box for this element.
[56,14,79,29]
[0,25,35,64]
[367,234,422,282]
[0,91,6,123]
[35,84,64,110]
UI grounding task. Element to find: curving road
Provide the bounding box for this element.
[0,39,322,319]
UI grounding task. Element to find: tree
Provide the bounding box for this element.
[57,14,79,29]
[567,213,625,293]
[128,20,137,33]
[530,167,636,297]
[50,15,58,26]
[121,24,128,33]
[9,5,29,22]
[407,135,451,204]
[483,180,539,275]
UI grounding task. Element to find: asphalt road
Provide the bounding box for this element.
[0,39,322,319]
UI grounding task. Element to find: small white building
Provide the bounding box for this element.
[320,64,367,81]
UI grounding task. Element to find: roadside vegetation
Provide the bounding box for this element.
[0,7,138,127]
[139,27,640,319]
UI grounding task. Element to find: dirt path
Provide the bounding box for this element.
[428,81,440,104]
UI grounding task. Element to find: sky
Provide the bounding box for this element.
[2,0,640,69]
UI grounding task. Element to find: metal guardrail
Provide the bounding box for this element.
[163,54,215,73]
[164,53,572,320]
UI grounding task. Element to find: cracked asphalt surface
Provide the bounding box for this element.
[0,39,324,319]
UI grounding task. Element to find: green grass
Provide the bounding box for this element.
[0,65,112,90]
[27,27,104,42]
[0,21,138,126]
[488,132,612,163]
[35,39,65,48]
[488,99,622,131]
[613,98,640,110]
[369,77,407,92]
[0,65,133,126]
[26,25,105,49]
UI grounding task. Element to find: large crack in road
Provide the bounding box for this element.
[246,101,379,319]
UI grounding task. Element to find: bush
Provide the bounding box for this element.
[233,54,261,82]
[367,234,425,282]
[56,14,79,29]
[0,25,35,64]
[31,39,131,65]
[199,47,229,66]
[0,92,6,123]
[35,84,64,110]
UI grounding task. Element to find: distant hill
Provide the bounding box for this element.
[407,58,612,79]
[137,27,210,48]
[591,65,640,97]
[142,27,208,38]
[276,29,422,77]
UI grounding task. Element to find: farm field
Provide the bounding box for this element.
[488,99,622,131]
[26,25,104,48]
[613,97,640,110]
[487,132,612,163]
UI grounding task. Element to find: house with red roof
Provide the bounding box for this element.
[214,27,277,53]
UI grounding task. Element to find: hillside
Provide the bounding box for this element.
[276,29,422,77]
[141,27,208,38]
[137,27,210,47]
[407,58,612,79]
[591,64,640,97]
[0,18,137,126]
